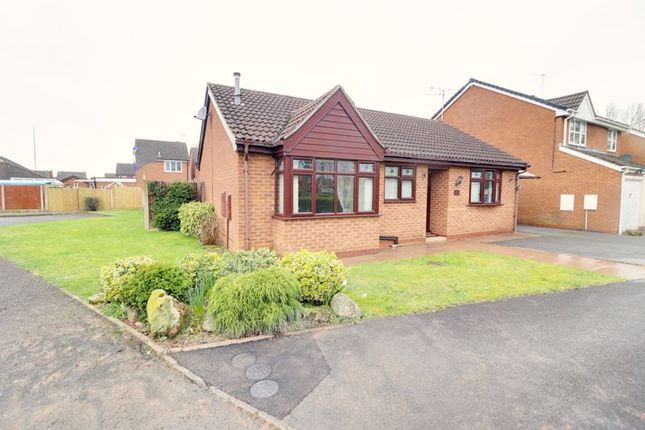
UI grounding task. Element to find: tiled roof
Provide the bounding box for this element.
[56,171,87,181]
[0,156,42,180]
[35,169,53,178]
[547,91,588,110]
[115,163,135,177]
[208,84,527,169]
[134,139,189,169]
[565,145,645,169]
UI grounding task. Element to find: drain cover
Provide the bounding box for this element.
[250,380,279,399]
[232,353,256,369]
[245,362,272,380]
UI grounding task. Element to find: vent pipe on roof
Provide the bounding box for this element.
[234,72,241,105]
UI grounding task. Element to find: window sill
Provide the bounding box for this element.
[384,199,416,204]
[273,213,380,220]
[468,203,503,207]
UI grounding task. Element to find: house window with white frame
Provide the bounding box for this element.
[607,129,617,152]
[569,119,587,146]
[164,160,183,172]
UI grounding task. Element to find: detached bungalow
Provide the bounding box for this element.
[195,74,527,255]
[435,79,645,234]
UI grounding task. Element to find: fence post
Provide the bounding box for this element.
[143,183,150,229]
[39,185,45,211]
[110,188,114,209]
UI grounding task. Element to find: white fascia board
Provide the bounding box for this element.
[558,145,623,172]
[628,128,645,138]
[434,82,569,119]
[207,88,237,151]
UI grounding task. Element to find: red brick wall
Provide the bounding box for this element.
[135,161,189,187]
[197,100,241,249]
[241,153,275,249]
[620,132,645,165]
[442,85,622,233]
[378,163,427,243]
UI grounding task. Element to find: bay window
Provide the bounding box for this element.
[470,169,502,204]
[384,165,415,201]
[276,157,378,217]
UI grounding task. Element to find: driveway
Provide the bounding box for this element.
[0,213,98,226]
[175,281,645,429]
[494,225,645,265]
[0,260,260,429]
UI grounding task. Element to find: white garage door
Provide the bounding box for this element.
[620,177,642,232]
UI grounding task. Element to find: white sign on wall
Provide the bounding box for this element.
[560,194,575,211]
[584,194,598,211]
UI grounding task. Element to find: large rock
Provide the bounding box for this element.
[146,289,188,338]
[330,293,362,319]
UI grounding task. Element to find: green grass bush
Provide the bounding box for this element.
[219,248,279,276]
[178,201,215,239]
[121,262,192,312]
[206,267,302,338]
[100,256,154,302]
[84,196,100,211]
[280,250,346,304]
[149,182,196,231]
[177,253,223,286]
[187,269,215,328]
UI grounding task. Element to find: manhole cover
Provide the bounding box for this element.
[245,362,272,380]
[232,353,256,369]
[250,380,279,399]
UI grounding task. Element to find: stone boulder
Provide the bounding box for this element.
[330,293,362,319]
[146,289,188,338]
[88,292,106,305]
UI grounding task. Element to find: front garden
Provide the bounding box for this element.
[0,191,622,345]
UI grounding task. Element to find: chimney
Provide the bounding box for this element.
[234,72,241,105]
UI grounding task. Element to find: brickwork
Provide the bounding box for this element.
[442,85,623,233]
[620,132,645,165]
[135,161,189,187]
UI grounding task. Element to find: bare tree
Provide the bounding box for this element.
[604,102,645,130]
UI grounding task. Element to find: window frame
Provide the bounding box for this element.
[607,129,617,152]
[163,160,183,173]
[569,119,587,146]
[469,169,502,205]
[275,156,379,218]
[383,164,416,202]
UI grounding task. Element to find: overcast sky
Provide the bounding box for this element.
[1,0,643,177]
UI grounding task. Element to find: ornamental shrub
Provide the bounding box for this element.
[187,269,215,328]
[178,201,216,239]
[84,196,100,211]
[99,256,154,302]
[149,182,196,231]
[206,267,302,338]
[280,250,346,304]
[121,262,192,312]
[219,248,279,276]
[176,253,223,285]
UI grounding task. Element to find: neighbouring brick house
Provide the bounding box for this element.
[435,79,645,234]
[133,139,189,186]
[56,171,88,188]
[194,74,528,255]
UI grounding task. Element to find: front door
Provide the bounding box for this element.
[426,170,432,233]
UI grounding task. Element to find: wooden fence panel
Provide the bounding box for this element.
[2,185,43,210]
[45,187,143,212]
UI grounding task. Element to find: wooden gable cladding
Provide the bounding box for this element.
[282,90,385,161]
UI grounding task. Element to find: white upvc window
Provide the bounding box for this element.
[164,160,182,172]
[569,119,587,146]
[607,129,617,152]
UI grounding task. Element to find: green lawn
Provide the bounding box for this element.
[0,210,206,299]
[345,251,621,317]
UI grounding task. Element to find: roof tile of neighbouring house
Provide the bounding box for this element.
[35,170,53,178]
[134,139,189,169]
[115,162,135,176]
[547,91,589,110]
[56,171,87,181]
[208,83,527,168]
[564,145,645,169]
[0,156,43,180]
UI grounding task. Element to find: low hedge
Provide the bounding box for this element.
[219,248,279,276]
[206,267,302,338]
[100,256,154,302]
[121,262,192,312]
[280,250,346,304]
[149,182,196,231]
[179,201,215,239]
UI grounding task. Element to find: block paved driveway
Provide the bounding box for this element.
[494,225,645,266]
[0,260,260,430]
[175,280,645,429]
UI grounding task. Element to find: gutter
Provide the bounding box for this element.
[243,141,251,250]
